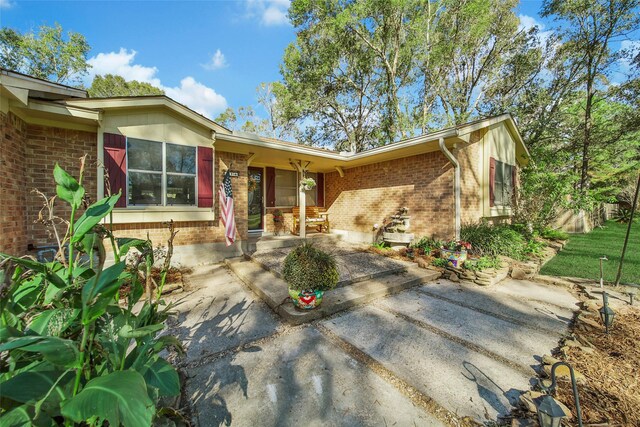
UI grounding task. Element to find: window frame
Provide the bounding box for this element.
[125,137,198,207]
[274,168,299,208]
[493,159,514,207]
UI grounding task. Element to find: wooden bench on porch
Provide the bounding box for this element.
[292,206,330,234]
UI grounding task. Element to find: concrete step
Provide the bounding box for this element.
[226,259,439,325]
[246,233,340,253]
[320,306,531,423]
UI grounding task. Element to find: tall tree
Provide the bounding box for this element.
[256,82,298,140]
[88,74,164,97]
[0,23,90,86]
[422,0,539,126]
[542,0,640,194]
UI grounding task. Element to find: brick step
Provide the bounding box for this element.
[226,258,440,325]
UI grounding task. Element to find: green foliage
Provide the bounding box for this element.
[431,258,449,268]
[282,242,339,291]
[410,236,442,254]
[0,23,90,86]
[540,227,569,241]
[541,220,639,285]
[88,74,165,97]
[613,207,637,224]
[371,241,390,250]
[461,222,526,259]
[0,162,180,426]
[463,257,502,271]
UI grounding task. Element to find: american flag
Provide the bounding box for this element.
[219,169,236,246]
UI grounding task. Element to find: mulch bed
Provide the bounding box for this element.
[554,306,640,425]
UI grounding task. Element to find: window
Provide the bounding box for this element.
[493,159,515,207]
[127,138,197,206]
[305,172,317,206]
[275,169,297,206]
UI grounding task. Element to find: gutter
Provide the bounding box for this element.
[438,136,461,240]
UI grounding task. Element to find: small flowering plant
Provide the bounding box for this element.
[442,240,472,252]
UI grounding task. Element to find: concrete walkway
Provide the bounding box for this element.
[165,265,579,426]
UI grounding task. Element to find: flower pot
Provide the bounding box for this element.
[288,288,324,310]
[440,249,467,268]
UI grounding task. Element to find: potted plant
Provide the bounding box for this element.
[299,177,316,191]
[282,242,339,309]
[440,240,472,268]
[273,209,284,235]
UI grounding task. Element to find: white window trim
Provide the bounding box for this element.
[125,137,198,208]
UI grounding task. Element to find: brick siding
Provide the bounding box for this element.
[24,124,98,249]
[0,112,28,255]
[325,151,457,240]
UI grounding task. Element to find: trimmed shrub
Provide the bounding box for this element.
[461,222,526,258]
[283,242,339,291]
[540,227,569,241]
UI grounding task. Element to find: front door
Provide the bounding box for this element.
[248,167,264,231]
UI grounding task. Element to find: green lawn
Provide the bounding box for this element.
[540,220,639,285]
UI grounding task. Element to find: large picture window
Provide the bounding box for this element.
[127,138,197,206]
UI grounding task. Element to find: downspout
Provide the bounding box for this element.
[438,137,461,240]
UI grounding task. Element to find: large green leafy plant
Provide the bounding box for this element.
[0,159,181,426]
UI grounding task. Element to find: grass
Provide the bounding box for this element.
[540,220,639,285]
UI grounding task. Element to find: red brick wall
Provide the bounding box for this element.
[325,151,456,240]
[24,124,98,248]
[111,151,249,245]
[0,112,28,255]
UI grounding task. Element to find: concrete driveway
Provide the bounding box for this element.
[165,264,578,426]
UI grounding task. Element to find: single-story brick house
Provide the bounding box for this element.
[0,69,529,265]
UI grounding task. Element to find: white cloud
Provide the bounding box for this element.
[164,77,227,118]
[86,48,227,118]
[518,14,553,47]
[87,48,161,87]
[0,0,14,8]
[518,14,540,32]
[202,49,228,70]
[247,0,290,26]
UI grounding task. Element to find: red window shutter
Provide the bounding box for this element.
[316,173,325,207]
[103,133,127,208]
[197,146,214,208]
[265,167,276,207]
[489,157,496,207]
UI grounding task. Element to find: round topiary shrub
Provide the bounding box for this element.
[282,242,339,291]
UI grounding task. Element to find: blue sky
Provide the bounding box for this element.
[0,1,636,120]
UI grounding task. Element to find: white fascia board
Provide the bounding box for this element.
[29,99,101,121]
[220,133,346,161]
[0,71,87,98]
[63,97,231,135]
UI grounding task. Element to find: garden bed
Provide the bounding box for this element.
[514,289,640,425]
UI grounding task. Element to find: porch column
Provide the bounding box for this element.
[299,174,306,239]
